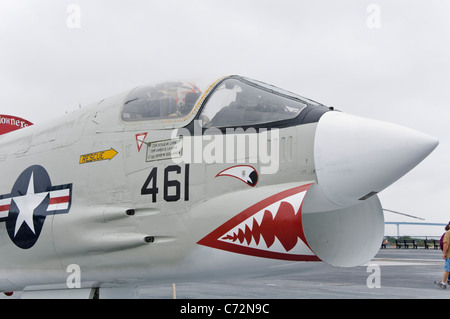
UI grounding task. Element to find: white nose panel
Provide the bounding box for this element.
[314,111,438,208]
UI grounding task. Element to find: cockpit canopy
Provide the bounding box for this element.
[122,81,202,121]
[121,76,324,128]
[200,77,316,128]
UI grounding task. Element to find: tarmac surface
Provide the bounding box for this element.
[139,248,449,299]
[1,248,447,300]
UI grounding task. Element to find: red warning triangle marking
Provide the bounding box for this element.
[135,132,148,152]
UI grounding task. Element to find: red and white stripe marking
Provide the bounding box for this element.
[0,198,11,219]
[47,189,71,212]
[0,188,70,218]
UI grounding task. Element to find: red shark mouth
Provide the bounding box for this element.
[198,184,321,261]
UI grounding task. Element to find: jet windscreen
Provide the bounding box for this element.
[200,77,308,128]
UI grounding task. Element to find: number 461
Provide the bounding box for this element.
[141,164,190,203]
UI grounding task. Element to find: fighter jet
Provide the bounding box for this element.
[0,75,438,298]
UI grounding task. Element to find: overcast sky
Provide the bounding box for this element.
[0,0,449,236]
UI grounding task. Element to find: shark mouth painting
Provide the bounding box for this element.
[197,184,321,261]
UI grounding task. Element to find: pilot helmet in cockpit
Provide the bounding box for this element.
[175,82,202,115]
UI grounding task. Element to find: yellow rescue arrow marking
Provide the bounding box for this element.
[79,148,118,164]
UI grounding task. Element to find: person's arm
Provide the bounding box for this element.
[443,242,449,259]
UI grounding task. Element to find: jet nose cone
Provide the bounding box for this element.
[313,111,439,208]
